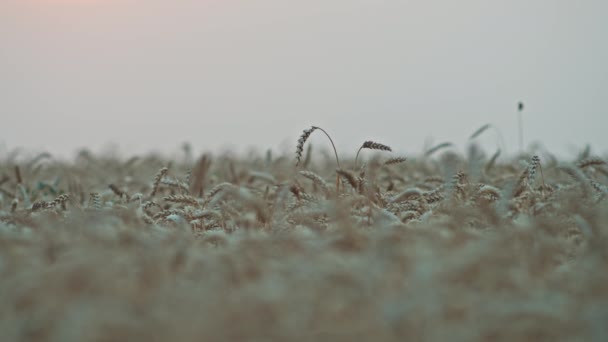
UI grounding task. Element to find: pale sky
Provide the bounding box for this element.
[1,0,607,159]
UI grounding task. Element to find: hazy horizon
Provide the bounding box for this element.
[2,0,607,160]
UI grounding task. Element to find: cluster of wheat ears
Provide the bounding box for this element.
[0,126,607,341]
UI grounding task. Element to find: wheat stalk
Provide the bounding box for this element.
[579,144,591,160]
[485,149,501,174]
[295,126,341,191]
[303,144,313,168]
[14,165,22,184]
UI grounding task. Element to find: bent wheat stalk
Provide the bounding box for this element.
[295,126,341,191]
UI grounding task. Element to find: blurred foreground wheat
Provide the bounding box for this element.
[0,142,607,341]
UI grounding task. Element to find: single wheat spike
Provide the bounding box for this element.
[295,127,317,166]
[109,184,129,201]
[355,141,392,166]
[299,170,331,196]
[184,169,193,187]
[336,169,358,190]
[142,201,160,217]
[469,124,491,140]
[384,157,407,166]
[164,195,199,206]
[289,184,302,200]
[53,194,70,210]
[202,182,235,207]
[390,188,423,203]
[151,167,168,197]
[528,156,540,182]
[529,155,546,195]
[31,200,48,212]
[423,186,445,204]
[476,185,501,201]
[161,178,190,194]
[513,155,545,197]
[578,158,605,169]
[89,192,102,210]
[425,142,453,157]
[589,181,606,193]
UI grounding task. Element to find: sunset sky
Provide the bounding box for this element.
[1,0,606,159]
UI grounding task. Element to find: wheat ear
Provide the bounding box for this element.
[425,142,453,157]
[151,167,168,197]
[469,124,491,140]
[537,159,547,196]
[578,158,605,169]
[295,127,317,166]
[89,192,101,210]
[51,194,70,211]
[164,195,199,206]
[383,157,407,166]
[109,184,129,201]
[336,169,358,191]
[355,141,392,166]
[299,170,331,197]
[295,126,340,168]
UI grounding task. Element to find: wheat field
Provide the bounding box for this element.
[1,128,607,341]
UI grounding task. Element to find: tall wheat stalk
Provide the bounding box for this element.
[518,101,524,153]
[295,126,341,191]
